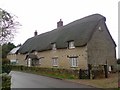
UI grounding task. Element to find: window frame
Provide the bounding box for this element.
[38,57,44,65]
[52,57,58,67]
[69,57,78,67]
[68,41,75,49]
[39,58,41,65]
[51,43,57,50]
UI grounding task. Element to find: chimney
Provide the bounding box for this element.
[34,30,38,36]
[57,19,63,28]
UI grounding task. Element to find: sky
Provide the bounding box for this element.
[0,0,119,58]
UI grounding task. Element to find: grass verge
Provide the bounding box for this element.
[66,72,118,88]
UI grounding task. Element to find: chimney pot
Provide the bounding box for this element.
[57,19,63,28]
[34,30,38,36]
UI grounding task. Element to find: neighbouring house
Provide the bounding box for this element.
[17,14,117,72]
[7,46,20,64]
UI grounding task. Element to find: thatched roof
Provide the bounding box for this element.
[9,46,20,54]
[25,53,39,60]
[18,14,107,54]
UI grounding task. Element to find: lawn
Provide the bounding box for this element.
[67,72,118,88]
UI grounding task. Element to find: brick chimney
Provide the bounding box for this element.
[57,19,63,28]
[34,30,38,36]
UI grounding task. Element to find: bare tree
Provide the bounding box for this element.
[0,8,20,45]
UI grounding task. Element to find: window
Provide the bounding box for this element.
[16,59,18,64]
[34,51,38,55]
[70,57,78,67]
[52,43,57,50]
[52,58,58,66]
[38,57,44,65]
[68,41,75,49]
[39,58,41,65]
[28,58,31,67]
[98,26,103,31]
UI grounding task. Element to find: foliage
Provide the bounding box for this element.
[2,58,10,65]
[1,73,11,90]
[2,42,14,74]
[2,58,12,74]
[12,65,79,79]
[117,59,120,64]
[2,64,12,74]
[0,8,20,44]
[2,42,16,58]
[0,58,2,74]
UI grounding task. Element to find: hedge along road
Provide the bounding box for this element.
[9,71,100,89]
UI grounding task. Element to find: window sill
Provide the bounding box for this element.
[53,65,58,67]
[68,47,75,49]
[52,49,57,51]
[71,66,78,68]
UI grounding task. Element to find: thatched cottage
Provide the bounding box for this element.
[16,14,117,71]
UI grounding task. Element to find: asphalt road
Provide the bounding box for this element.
[9,71,95,88]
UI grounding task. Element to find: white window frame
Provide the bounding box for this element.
[28,58,31,67]
[52,58,58,67]
[68,41,75,49]
[70,57,78,67]
[52,43,57,50]
[34,51,38,55]
[39,58,41,65]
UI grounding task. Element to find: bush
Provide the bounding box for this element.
[1,73,11,90]
[117,59,120,64]
[2,58,10,65]
[0,59,2,74]
[2,64,12,74]
[12,65,79,79]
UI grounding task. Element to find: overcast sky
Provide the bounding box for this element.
[0,0,119,58]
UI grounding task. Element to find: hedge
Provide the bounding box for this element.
[12,65,108,79]
[12,65,79,79]
[2,64,12,74]
[1,73,11,90]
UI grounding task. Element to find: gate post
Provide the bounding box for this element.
[104,65,108,78]
[79,69,82,79]
[88,64,91,79]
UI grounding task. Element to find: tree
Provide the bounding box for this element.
[0,8,20,45]
[2,42,16,58]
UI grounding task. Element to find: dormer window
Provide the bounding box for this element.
[99,26,101,30]
[68,41,75,49]
[98,26,103,31]
[34,51,38,55]
[52,43,57,50]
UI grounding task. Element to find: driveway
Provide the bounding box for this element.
[9,71,96,88]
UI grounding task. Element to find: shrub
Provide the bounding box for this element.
[2,64,12,74]
[12,65,79,79]
[2,58,10,65]
[1,73,11,90]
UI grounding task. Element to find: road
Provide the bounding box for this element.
[9,71,95,88]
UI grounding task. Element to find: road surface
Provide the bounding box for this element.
[9,71,95,88]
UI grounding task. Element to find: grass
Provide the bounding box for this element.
[12,65,79,79]
[13,70,119,89]
[67,72,118,88]
[13,69,77,79]
[12,66,119,88]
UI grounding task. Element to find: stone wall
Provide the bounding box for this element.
[87,20,117,69]
[17,47,88,70]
